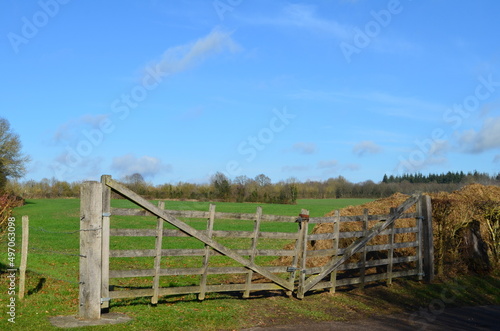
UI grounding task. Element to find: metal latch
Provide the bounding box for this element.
[296,214,310,223]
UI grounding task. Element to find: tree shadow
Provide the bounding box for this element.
[28,277,46,295]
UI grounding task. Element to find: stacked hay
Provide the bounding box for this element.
[304,193,416,270]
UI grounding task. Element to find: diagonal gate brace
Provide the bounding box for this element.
[104,178,294,292]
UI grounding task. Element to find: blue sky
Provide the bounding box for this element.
[2,0,500,185]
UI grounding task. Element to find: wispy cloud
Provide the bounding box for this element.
[353,140,382,156]
[111,154,172,179]
[458,117,500,153]
[239,3,351,39]
[318,159,338,169]
[143,28,240,78]
[52,114,110,144]
[292,142,317,155]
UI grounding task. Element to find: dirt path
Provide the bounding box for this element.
[242,305,500,331]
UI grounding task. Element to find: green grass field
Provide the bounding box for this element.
[1,197,499,330]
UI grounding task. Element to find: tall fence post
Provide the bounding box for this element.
[418,194,434,283]
[79,181,103,320]
[101,175,111,312]
[296,209,309,299]
[19,215,29,299]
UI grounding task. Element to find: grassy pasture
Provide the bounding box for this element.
[1,197,499,330]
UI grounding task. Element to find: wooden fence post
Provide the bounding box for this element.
[101,175,111,312]
[387,208,396,286]
[199,204,216,301]
[80,181,103,320]
[418,195,434,283]
[152,201,165,304]
[19,216,29,299]
[359,209,368,289]
[329,210,340,294]
[297,209,309,299]
[243,206,262,298]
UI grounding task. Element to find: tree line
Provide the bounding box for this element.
[382,171,498,184]
[5,171,500,203]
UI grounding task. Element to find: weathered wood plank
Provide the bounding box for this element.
[310,269,419,290]
[417,212,424,281]
[199,204,215,301]
[152,201,165,304]
[360,209,368,289]
[309,212,417,224]
[104,177,294,291]
[19,216,29,300]
[298,209,310,296]
[387,209,396,286]
[79,181,103,320]
[109,282,285,299]
[306,248,338,257]
[244,206,262,298]
[419,195,434,282]
[101,175,111,310]
[329,210,341,293]
[366,241,418,251]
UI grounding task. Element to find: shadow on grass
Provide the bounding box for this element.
[28,277,47,296]
[108,285,292,309]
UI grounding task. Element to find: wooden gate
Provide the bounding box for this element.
[78,175,433,320]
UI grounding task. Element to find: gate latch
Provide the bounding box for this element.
[296,214,310,223]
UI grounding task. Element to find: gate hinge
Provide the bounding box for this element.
[102,212,111,217]
[101,297,111,304]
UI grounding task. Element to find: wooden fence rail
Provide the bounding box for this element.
[78,175,433,320]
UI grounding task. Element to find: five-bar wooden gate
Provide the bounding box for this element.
[78,175,433,320]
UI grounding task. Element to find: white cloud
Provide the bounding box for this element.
[240,4,351,39]
[318,159,338,169]
[458,117,500,153]
[292,142,317,155]
[111,154,172,179]
[145,28,240,78]
[353,140,382,156]
[53,114,110,144]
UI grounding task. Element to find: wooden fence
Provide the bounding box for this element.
[79,175,433,320]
